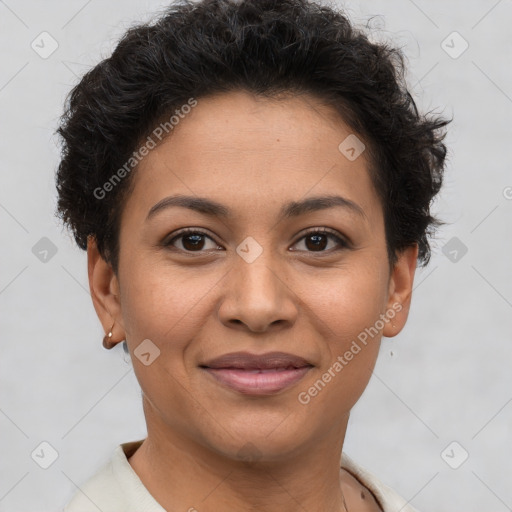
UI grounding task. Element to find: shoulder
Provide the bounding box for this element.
[340,453,421,512]
[341,467,384,511]
[63,456,123,511]
[63,440,165,512]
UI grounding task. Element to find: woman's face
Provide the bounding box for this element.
[90,90,417,460]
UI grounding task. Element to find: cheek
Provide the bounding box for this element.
[118,255,220,358]
[304,266,387,408]
[312,263,387,342]
[117,258,217,421]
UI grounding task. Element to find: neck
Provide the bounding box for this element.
[128,412,350,512]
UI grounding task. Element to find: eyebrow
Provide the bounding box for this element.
[146,194,367,222]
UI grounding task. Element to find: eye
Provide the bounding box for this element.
[163,227,349,254]
[163,228,222,252]
[291,228,349,253]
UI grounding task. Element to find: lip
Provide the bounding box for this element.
[200,351,313,395]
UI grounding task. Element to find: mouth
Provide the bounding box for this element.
[199,351,314,395]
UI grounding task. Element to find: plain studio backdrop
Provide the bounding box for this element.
[1,0,511,510]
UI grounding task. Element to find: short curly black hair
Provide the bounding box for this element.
[55,0,449,274]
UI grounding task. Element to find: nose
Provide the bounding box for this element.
[217,253,299,334]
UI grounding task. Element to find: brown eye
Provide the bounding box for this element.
[181,233,206,251]
[292,229,348,253]
[165,229,221,252]
[305,233,328,251]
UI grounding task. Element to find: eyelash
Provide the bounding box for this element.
[163,227,349,254]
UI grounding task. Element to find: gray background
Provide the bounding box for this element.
[1,0,511,510]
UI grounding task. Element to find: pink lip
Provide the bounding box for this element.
[200,351,313,395]
[204,367,312,395]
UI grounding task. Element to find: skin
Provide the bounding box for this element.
[88,90,418,512]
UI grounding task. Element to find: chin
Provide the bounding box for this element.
[199,413,315,463]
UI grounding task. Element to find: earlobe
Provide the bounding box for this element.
[87,236,124,348]
[382,244,419,338]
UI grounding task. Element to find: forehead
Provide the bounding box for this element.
[154,90,353,159]
[125,90,381,224]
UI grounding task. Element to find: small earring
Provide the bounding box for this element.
[102,321,116,350]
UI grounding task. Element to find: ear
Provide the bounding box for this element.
[87,236,125,347]
[382,244,419,338]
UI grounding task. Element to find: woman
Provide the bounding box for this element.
[57,0,449,510]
